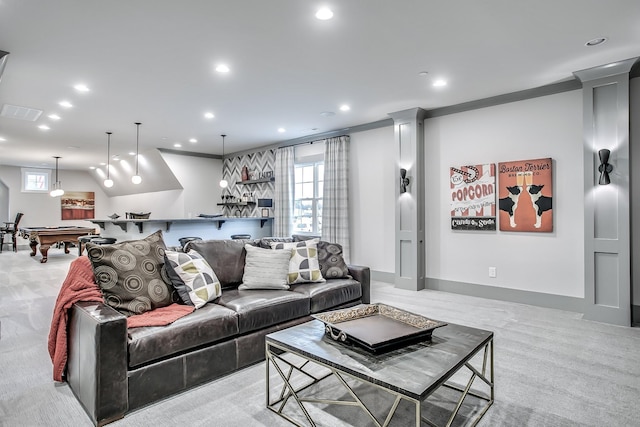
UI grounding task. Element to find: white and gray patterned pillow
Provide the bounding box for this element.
[317,241,350,279]
[239,244,292,290]
[86,229,173,316]
[270,239,325,284]
[164,249,221,308]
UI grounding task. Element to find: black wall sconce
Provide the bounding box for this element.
[598,149,613,185]
[400,168,410,193]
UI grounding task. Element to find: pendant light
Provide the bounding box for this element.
[219,134,228,188]
[104,131,114,188]
[50,156,65,197]
[131,122,142,184]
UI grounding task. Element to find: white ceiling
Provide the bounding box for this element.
[0,0,639,171]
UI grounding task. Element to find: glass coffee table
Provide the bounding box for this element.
[265,316,494,426]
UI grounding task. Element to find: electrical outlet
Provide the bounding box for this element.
[488,267,497,278]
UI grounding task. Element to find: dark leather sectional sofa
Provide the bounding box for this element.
[66,238,370,426]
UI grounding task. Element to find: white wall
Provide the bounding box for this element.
[158,152,223,218]
[0,165,109,230]
[349,126,396,272]
[425,90,585,298]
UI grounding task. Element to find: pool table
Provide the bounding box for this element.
[19,226,97,263]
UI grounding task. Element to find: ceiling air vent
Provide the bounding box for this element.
[1,103,43,121]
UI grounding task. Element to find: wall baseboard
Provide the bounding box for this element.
[371,270,585,314]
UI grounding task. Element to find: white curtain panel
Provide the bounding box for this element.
[322,135,350,263]
[274,146,295,237]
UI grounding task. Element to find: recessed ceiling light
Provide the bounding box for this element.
[58,101,73,108]
[339,104,350,112]
[48,114,61,120]
[38,124,50,130]
[129,151,136,156]
[174,143,182,148]
[215,64,230,73]
[433,79,447,87]
[320,111,335,117]
[89,166,96,170]
[316,8,333,20]
[112,155,120,161]
[278,128,286,133]
[204,112,215,119]
[0,137,6,141]
[585,37,607,47]
[99,162,106,166]
[67,146,79,149]
[74,83,90,92]
[418,71,429,77]
[189,138,197,143]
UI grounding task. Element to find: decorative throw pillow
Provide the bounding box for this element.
[164,249,222,309]
[239,244,292,290]
[270,239,325,284]
[317,241,350,279]
[86,229,174,316]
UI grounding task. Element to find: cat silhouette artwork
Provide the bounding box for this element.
[527,184,552,228]
[498,185,522,228]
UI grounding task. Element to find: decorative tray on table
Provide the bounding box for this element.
[311,303,447,353]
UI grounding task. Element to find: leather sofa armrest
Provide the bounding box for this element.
[68,301,128,426]
[347,265,371,304]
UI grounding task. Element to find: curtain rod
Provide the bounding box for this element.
[277,133,349,149]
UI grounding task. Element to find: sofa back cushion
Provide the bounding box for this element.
[187,239,257,289]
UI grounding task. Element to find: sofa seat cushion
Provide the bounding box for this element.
[127,303,239,368]
[290,278,362,313]
[217,289,309,334]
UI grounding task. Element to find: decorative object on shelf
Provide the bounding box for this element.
[598,148,613,185]
[219,134,228,188]
[104,132,114,188]
[241,166,249,181]
[108,213,120,219]
[126,212,151,219]
[249,168,258,181]
[258,199,272,218]
[50,156,65,197]
[131,122,142,184]
[197,213,223,218]
[261,170,273,179]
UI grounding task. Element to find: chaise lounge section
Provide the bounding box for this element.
[65,237,370,426]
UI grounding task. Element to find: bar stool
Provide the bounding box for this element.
[230,234,251,240]
[179,236,202,251]
[89,237,117,245]
[77,235,96,256]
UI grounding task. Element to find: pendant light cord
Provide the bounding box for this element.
[106,132,112,179]
[135,123,141,174]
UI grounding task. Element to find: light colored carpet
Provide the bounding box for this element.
[1,248,639,426]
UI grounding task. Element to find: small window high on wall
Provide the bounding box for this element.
[21,168,50,193]
[294,162,323,234]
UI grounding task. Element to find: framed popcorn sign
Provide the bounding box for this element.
[450,164,496,231]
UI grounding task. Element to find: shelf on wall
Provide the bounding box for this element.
[236,177,275,185]
[216,202,256,207]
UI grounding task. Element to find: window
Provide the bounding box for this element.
[21,168,51,193]
[294,162,323,234]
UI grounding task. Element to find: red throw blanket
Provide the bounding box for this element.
[48,256,195,382]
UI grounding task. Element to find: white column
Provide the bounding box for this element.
[574,57,638,326]
[388,108,427,291]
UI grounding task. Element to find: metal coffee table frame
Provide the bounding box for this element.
[266,321,494,427]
